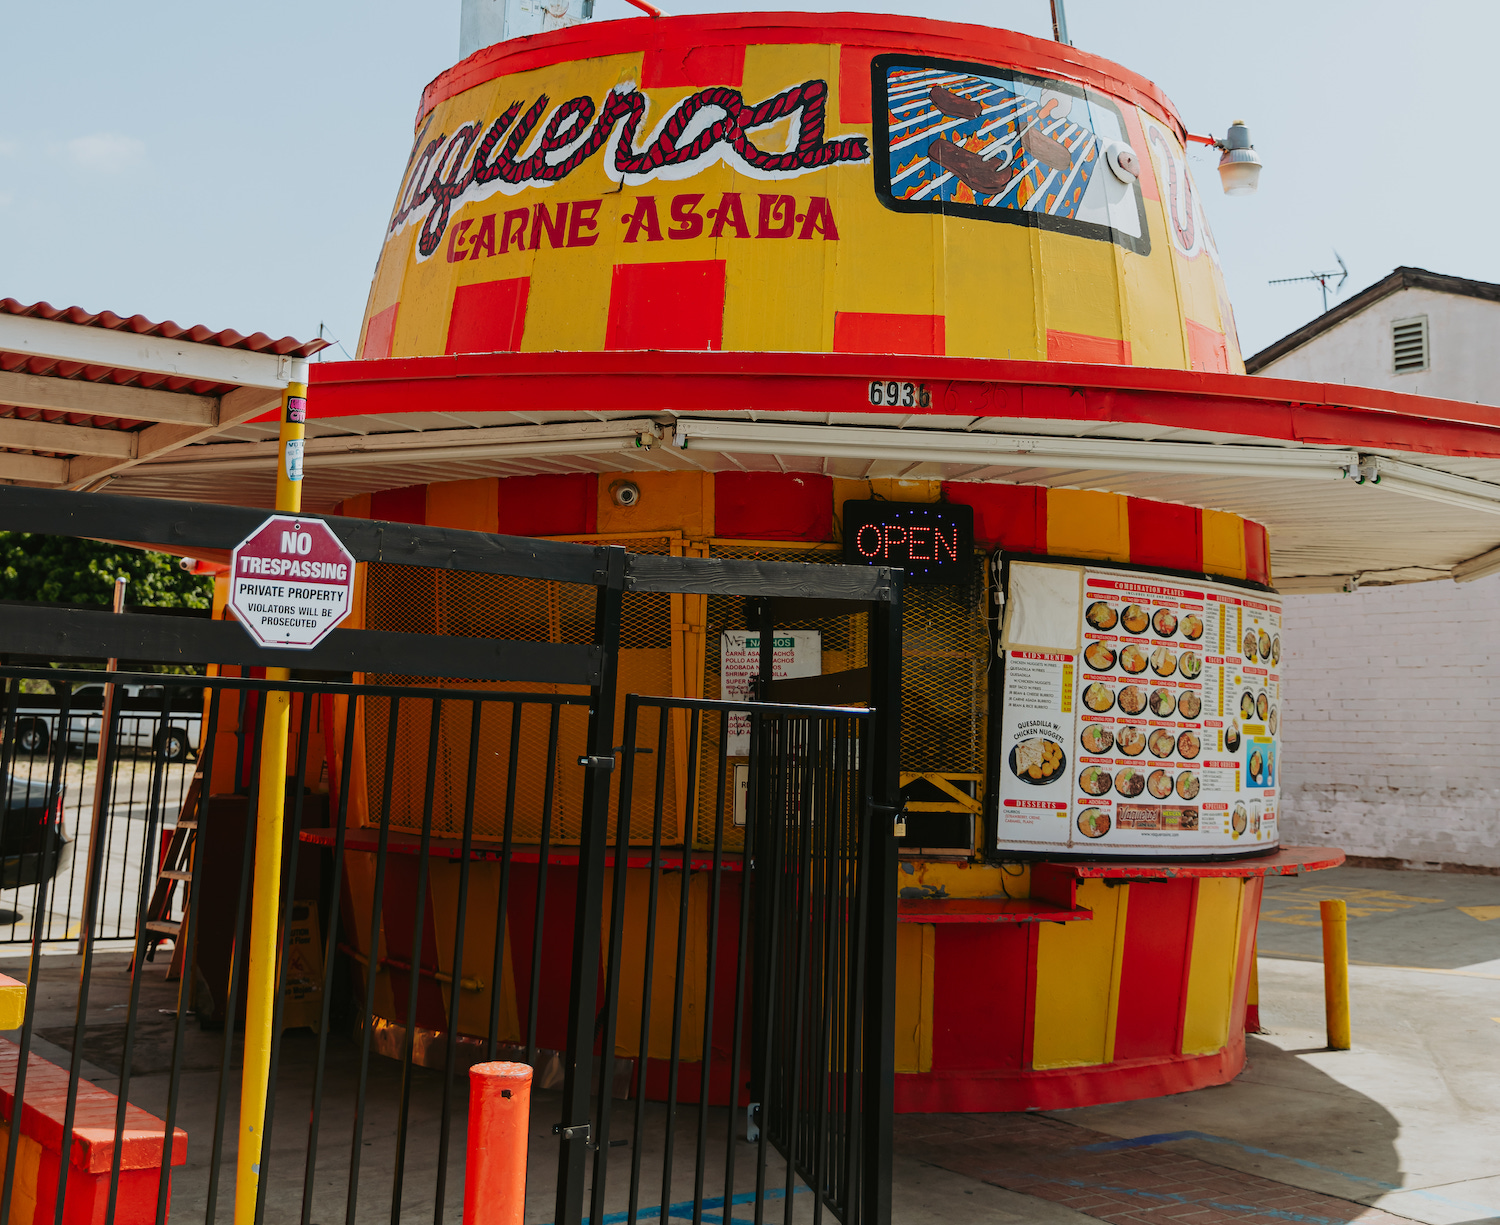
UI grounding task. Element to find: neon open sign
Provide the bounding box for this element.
[841,501,974,585]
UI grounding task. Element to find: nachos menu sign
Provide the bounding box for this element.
[228,516,356,649]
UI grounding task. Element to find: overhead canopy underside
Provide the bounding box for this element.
[94,353,1500,592]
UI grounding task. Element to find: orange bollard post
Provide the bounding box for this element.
[464,1061,534,1225]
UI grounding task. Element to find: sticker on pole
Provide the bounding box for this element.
[228,515,356,649]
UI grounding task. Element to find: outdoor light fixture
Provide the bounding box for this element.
[1187,121,1263,195]
[1216,121,1263,195]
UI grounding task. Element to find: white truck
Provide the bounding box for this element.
[11,683,203,763]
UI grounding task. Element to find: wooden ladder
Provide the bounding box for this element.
[139,770,202,970]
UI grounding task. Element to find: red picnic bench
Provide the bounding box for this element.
[0,1032,186,1225]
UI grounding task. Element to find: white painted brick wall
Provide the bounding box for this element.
[1279,574,1500,866]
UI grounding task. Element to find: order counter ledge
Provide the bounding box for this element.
[896,897,1092,924]
[1038,845,1345,882]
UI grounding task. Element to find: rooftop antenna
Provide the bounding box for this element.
[1269,251,1348,314]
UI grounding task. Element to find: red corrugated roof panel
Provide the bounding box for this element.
[0,298,328,360]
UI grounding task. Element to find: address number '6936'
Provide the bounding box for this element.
[868,380,931,408]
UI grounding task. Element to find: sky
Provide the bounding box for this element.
[1,0,1494,362]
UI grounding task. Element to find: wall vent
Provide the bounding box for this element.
[1392,316,1429,374]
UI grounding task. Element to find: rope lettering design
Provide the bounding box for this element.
[392,79,869,257]
[1147,126,1197,254]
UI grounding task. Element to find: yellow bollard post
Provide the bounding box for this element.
[1319,898,1351,1050]
[234,360,308,1225]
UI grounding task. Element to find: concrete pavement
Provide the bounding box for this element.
[897,864,1500,1225]
[2,863,1495,1223]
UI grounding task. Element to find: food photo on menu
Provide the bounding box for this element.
[1080,765,1113,795]
[1085,640,1116,670]
[1084,682,1115,713]
[1012,735,1066,782]
[1247,741,1276,787]
[1080,724,1114,754]
[1086,601,1118,630]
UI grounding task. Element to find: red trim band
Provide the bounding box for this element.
[306,354,1500,461]
[894,1034,1246,1113]
[418,13,1187,138]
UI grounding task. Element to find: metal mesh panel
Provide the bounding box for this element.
[696,543,988,850]
[362,539,680,846]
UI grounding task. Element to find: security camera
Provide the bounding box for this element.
[611,481,641,507]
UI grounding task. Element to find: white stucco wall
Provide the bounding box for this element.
[1279,574,1500,867]
[1259,277,1500,865]
[1256,285,1500,403]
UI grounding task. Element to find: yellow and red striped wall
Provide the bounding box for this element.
[303,471,1275,1111]
[336,471,1271,585]
[359,16,1241,373]
[892,866,1262,1111]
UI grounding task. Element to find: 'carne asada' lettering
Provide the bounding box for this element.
[446,193,838,260]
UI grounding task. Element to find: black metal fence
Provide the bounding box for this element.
[0,686,201,944]
[0,485,901,1225]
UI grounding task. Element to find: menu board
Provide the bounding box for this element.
[720,630,821,755]
[993,563,1281,857]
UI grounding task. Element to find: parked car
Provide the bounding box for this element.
[11,684,202,763]
[0,772,72,889]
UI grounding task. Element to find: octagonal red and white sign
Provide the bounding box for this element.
[228,515,356,649]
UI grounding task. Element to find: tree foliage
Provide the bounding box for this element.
[0,533,213,609]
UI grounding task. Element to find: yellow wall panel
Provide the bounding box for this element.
[605,871,711,1061]
[430,861,523,1044]
[894,923,934,1073]
[598,471,713,537]
[1038,232,1125,343]
[900,860,1029,899]
[1202,509,1247,579]
[1118,207,1187,368]
[1033,878,1127,1069]
[940,218,1039,359]
[1047,489,1130,562]
[427,478,498,533]
[868,478,942,504]
[1181,877,1246,1055]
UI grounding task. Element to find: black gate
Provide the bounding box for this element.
[0,486,900,1225]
